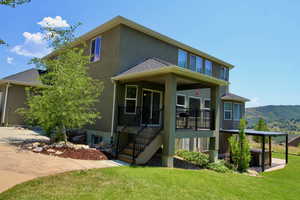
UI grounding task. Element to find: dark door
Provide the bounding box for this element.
[142,90,161,125]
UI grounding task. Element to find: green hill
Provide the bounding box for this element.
[246,105,300,134]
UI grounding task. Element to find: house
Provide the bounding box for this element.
[0,16,250,167]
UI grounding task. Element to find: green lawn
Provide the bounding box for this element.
[1,154,300,200]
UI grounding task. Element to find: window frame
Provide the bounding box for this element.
[220,66,229,81]
[203,98,211,110]
[124,85,138,114]
[90,36,102,63]
[204,59,213,76]
[233,103,242,121]
[224,102,233,120]
[176,94,186,108]
[178,49,188,68]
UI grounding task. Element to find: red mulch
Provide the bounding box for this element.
[41,147,108,160]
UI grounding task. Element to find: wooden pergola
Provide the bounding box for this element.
[221,129,288,172]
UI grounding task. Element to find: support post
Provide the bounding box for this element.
[209,86,220,162]
[1,83,9,126]
[262,136,265,172]
[162,75,177,167]
[269,136,272,167]
[285,135,288,164]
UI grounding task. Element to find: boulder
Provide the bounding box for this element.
[33,147,43,152]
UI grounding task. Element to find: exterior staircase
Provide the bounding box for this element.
[117,127,163,164]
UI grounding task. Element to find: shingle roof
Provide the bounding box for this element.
[221,93,250,102]
[116,58,174,76]
[1,68,43,86]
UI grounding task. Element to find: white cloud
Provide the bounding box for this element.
[37,16,70,28]
[6,57,14,64]
[11,32,51,58]
[246,97,262,108]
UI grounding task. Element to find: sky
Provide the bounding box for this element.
[0,0,299,107]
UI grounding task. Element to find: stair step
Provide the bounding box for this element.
[128,142,146,149]
[121,148,140,156]
[118,154,133,163]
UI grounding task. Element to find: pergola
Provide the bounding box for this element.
[221,129,288,172]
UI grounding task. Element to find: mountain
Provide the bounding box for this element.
[246,105,300,134]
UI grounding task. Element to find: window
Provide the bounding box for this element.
[176,95,186,108]
[204,60,212,76]
[190,55,196,71]
[220,66,229,81]
[178,49,188,68]
[233,103,242,121]
[204,99,210,110]
[90,37,101,62]
[125,85,138,114]
[196,56,203,73]
[224,102,232,120]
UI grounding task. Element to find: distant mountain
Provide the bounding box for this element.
[246,105,300,134]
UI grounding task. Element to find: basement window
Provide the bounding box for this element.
[125,85,138,114]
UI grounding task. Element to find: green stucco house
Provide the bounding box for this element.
[0,16,250,167]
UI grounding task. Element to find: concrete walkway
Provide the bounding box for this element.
[0,127,125,193]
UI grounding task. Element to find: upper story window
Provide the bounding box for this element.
[190,55,196,71]
[204,60,212,76]
[224,102,232,120]
[176,95,186,108]
[196,56,203,73]
[125,85,138,114]
[178,49,188,68]
[233,103,242,121]
[220,66,229,81]
[90,37,102,62]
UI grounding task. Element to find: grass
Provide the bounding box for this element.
[1,154,300,200]
[251,141,300,155]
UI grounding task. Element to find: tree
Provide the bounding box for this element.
[229,119,251,172]
[253,118,269,143]
[0,0,31,46]
[18,23,104,142]
[0,0,30,7]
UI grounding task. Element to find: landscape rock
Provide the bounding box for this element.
[47,149,56,153]
[32,142,40,147]
[33,147,43,152]
[55,151,63,155]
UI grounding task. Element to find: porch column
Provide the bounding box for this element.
[162,75,177,167]
[209,86,220,162]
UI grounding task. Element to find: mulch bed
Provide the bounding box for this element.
[40,147,108,160]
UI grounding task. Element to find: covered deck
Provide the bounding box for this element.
[221,129,288,172]
[112,58,229,167]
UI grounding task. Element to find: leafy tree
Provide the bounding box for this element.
[253,118,269,143]
[229,119,251,172]
[0,0,30,7]
[18,23,104,142]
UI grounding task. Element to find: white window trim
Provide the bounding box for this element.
[124,85,138,114]
[203,98,211,110]
[176,94,186,108]
[90,36,102,63]
[233,103,242,121]
[224,102,233,120]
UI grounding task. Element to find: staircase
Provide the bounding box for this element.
[117,127,163,164]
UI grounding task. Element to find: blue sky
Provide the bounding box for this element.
[0,0,299,107]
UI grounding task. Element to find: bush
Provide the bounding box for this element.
[176,150,209,168]
[207,160,231,173]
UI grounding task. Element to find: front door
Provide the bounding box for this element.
[142,89,161,125]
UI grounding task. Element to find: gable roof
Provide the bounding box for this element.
[221,93,250,102]
[0,68,43,86]
[45,16,234,69]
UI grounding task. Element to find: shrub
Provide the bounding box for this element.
[207,160,231,173]
[176,150,209,168]
[229,119,251,172]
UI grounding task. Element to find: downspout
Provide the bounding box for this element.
[110,80,117,138]
[1,82,10,126]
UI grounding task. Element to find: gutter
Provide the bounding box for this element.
[1,83,9,125]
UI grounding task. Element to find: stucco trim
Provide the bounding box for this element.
[112,65,229,86]
[0,80,42,87]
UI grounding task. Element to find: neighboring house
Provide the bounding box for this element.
[0,16,250,167]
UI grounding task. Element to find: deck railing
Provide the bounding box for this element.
[176,107,215,130]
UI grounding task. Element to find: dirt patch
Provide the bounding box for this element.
[41,147,108,160]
